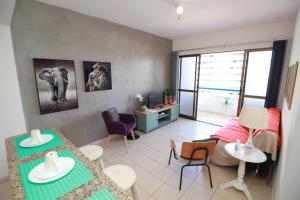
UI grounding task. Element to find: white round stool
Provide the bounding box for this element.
[103,164,137,199]
[79,145,104,169]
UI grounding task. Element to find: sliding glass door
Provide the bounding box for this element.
[197,51,244,125]
[178,55,200,120]
[238,49,273,113]
[178,48,273,121]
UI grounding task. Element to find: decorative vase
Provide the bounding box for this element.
[164,96,168,104]
[140,105,147,111]
[168,96,173,104]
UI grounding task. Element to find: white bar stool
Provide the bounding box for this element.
[79,145,104,169]
[103,164,137,199]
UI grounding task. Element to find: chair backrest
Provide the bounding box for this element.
[102,108,120,122]
[180,140,217,160]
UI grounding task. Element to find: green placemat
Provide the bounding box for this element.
[15,129,65,159]
[18,149,94,200]
[87,188,116,200]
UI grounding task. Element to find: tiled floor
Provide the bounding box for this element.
[0,118,272,200]
[197,111,231,126]
[100,118,272,200]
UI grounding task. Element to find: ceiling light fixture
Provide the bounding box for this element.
[176,5,184,15]
[176,3,184,20]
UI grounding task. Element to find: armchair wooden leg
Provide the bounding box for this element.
[131,130,136,142]
[168,149,173,165]
[124,136,129,153]
[105,135,111,149]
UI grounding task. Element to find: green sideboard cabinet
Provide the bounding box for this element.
[135,104,179,133]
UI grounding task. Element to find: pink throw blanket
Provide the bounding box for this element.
[211,108,281,147]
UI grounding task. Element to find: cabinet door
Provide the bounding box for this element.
[136,113,147,132]
[146,113,158,131]
[171,105,179,120]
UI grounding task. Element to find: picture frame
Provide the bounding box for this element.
[285,61,298,110]
[33,58,79,114]
[83,61,112,92]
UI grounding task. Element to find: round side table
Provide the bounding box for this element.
[220,143,266,200]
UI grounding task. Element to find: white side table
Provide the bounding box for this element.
[220,143,266,200]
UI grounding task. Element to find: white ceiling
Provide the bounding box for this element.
[35,0,300,39]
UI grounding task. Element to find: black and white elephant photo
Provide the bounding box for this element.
[33,59,78,114]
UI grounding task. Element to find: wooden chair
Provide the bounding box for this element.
[168,138,219,190]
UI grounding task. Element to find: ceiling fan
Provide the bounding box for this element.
[173,0,200,20]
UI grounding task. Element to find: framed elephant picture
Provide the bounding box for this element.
[33,58,79,114]
[83,61,112,92]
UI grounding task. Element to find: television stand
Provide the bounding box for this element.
[135,104,179,133]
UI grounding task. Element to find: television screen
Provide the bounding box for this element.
[148,92,163,109]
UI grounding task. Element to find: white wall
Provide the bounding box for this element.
[0,25,26,180]
[172,20,295,52]
[273,8,300,200]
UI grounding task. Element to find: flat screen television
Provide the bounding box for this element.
[148,92,163,109]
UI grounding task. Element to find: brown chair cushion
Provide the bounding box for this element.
[105,108,120,122]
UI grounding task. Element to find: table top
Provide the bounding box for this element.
[224,143,267,163]
[5,128,131,200]
[135,104,178,115]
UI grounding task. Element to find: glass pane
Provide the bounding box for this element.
[180,92,194,116]
[243,97,265,107]
[244,51,272,96]
[180,57,196,90]
[197,51,244,125]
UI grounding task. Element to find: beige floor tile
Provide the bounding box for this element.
[214,187,247,200]
[153,184,182,200]
[194,165,224,191]
[138,173,164,194]
[137,158,160,173]
[178,165,200,181]
[180,182,213,200]
[165,172,192,193]
[150,165,175,182]
[133,165,149,182]
[211,193,232,200]
[131,184,151,200]
[147,150,169,165]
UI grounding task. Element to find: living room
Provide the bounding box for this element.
[1,0,300,200]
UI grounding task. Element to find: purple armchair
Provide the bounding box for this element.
[102,108,136,153]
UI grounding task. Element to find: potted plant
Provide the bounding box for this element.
[164,89,175,104]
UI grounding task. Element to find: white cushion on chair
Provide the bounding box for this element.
[103,164,136,191]
[79,145,103,161]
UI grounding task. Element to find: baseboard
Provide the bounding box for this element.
[88,136,108,146]
[0,176,9,183]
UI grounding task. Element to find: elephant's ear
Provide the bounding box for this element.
[39,68,51,80]
[59,67,68,82]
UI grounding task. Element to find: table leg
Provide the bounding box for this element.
[220,160,253,200]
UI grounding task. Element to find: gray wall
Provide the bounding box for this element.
[11,0,172,146]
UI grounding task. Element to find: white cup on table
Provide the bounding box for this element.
[30,129,43,144]
[44,151,60,173]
